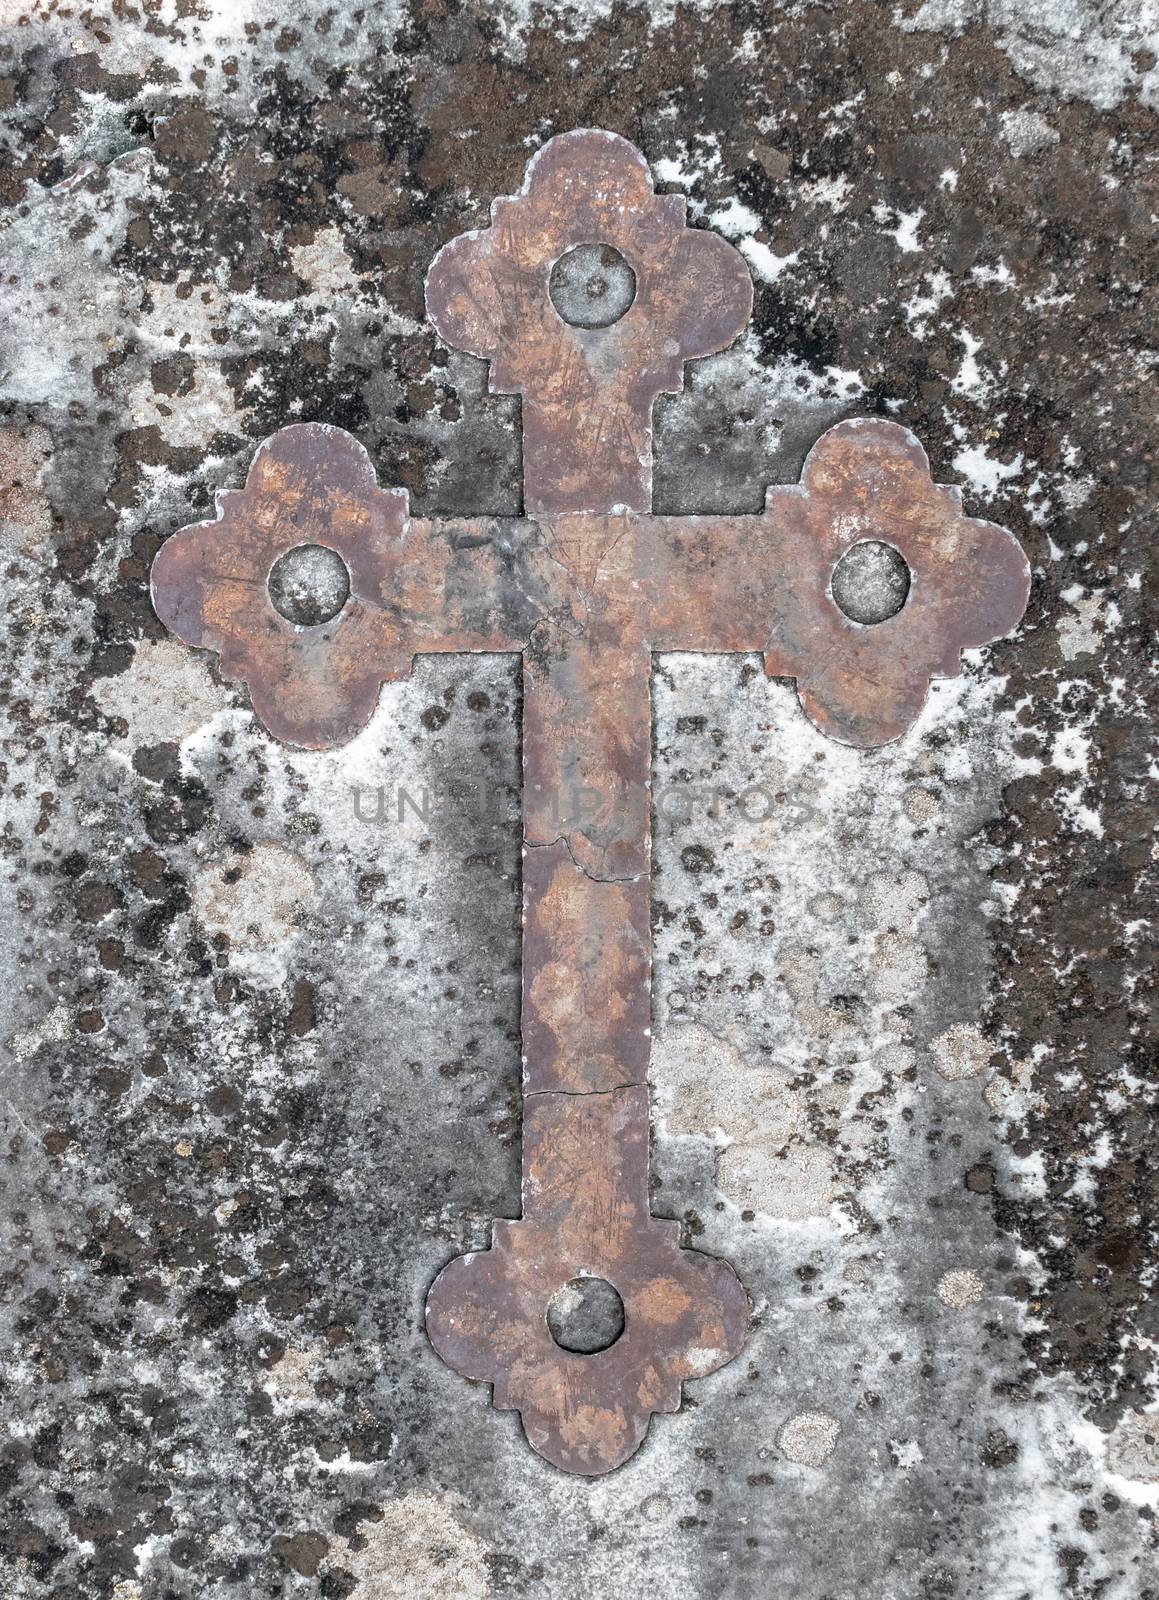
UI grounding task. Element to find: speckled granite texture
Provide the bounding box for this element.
[0,2,1156,1596]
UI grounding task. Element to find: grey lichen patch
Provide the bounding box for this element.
[806,889,843,923]
[717,1138,835,1222]
[1057,590,1108,660]
[287,225,366,303]
[901,785,940,826]
[861,868,929,931]
[651,1022,834,1220]
[868,930,930,1006]
[639,1492,672,1521]
[1105,1413,1159,1483]
[192,842,318,952]
[90,638,228,748]
[123,276,249,448]
[999,107,1062,158]
[936,1267,985,1308]
[329,1493,491,1599]
[888,1437,925,1472]
[874,1041,917,1078]
[262,1341,329,1407]
[652,1022,803,1144]
[0,423,54,554]
[930,1021,992,1082]
[781,948,862,1044]
[842,1255,876,1286]
[901,0,1159,110]
[129,364,244,450]
[7,999,72,1061]
[863,869,931,1003]
[982,1058,1045,1125]
[777,1410,842,1467]
[0,149,154,408]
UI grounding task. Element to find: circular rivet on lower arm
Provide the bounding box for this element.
[547,1276,626,1353]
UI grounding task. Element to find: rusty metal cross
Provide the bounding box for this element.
[150,130,1030,1475]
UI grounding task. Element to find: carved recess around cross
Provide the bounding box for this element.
[150,129,1031,1476]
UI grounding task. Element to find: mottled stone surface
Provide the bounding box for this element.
[0,2,1156,1597]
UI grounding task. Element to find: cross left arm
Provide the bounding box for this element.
[150,425,576,748]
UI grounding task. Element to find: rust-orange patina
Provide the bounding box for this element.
[151,130,1030,1475]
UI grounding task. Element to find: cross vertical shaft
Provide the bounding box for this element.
[419,131,784,1474]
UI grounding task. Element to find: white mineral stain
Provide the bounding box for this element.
[125,279,241,446]
[740,237,800,284]
[708,195,762,236]
[796,173,851,209]
[902,269,954,339]
[872,202,924,253]
[950,328,994,401]
[890,1437,925,1470]
[0,149,151,407]
[950,440,1024,498]
[129,361,243,449]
